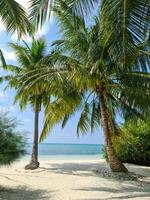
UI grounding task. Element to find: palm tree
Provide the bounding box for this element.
[2,39,51,170]
[17,1,150,172]
[0,0,30,36]
[26,2,150,172]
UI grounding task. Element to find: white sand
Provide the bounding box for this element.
[0,158,149,200]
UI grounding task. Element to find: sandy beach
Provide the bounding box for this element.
[0,158,149,200]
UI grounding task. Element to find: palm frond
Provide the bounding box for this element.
[100,0,150,69]
[40,89,82,142]
[0,0,29,36]
[0,49,6,68]
[29,0,52,28]
[77,102,90,135]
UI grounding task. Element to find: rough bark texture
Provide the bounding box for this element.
[98,83,128,172]
[25,99,40,170]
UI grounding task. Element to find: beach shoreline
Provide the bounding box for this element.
[0,158,150,200]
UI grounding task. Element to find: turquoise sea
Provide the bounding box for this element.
[23,143,103,160]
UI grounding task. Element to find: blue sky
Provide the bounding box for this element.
[0,0,103,144]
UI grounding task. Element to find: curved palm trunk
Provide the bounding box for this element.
[25,99,40,170]
[98,84,128,172]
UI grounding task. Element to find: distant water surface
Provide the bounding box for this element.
[22,143,103,160]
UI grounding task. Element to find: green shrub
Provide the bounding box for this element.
[0,113,26,165]
[103,120,150,166]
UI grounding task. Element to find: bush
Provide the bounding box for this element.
[103,120,150,166]
[0,113,26,165]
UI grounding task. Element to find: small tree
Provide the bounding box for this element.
[0,113,25,165]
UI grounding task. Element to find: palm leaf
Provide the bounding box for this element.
[0,0,29,36]
[0,49,6,68]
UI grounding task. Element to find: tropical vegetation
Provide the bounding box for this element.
[0,0,30,36]
[103,120,150,166]
[0,0,149,172]
[19,1,150,172]
[0,113,25,165]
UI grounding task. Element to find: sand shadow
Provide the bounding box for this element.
[75,184,150,193]
[41,162,150,181]
[44,162,150,200]
[75,184,150,200]
[41,162,105,177]
[0,186,52,200]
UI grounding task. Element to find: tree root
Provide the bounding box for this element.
[25,161,40,170]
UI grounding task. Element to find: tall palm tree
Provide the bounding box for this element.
[2,39,51,170]
[25,2,150,172]
[18,1,150,172]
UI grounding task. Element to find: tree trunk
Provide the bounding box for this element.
[98,84,128,172]
[25,99,40,170]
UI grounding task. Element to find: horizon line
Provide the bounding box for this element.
[27,142,102,145]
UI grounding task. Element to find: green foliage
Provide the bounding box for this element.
[2,39,51,111]
[23,1,150,142]
[100,0,150,70]
[0,49,6,67]
[103,120,150,166]
[0,0,30,36]
[30,0,98,29]
[41,2,150,138]
[0,114,25,165]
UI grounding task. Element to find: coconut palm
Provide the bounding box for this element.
[1,39,52,170]
[25,2,150,172]
[17,1,150,172]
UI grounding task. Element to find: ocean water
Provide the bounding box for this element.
[23,143,103,160]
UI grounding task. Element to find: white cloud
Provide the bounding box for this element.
[16,0,29,10]
[11,33,32,43]
[9,106,15,111]
[0,91,5,98]
[0,105,15,113]
[0,21,5,31]
[0,91,9,103]
[1,49,16,62]
[35,20,53,38]
[23,118,31,123]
